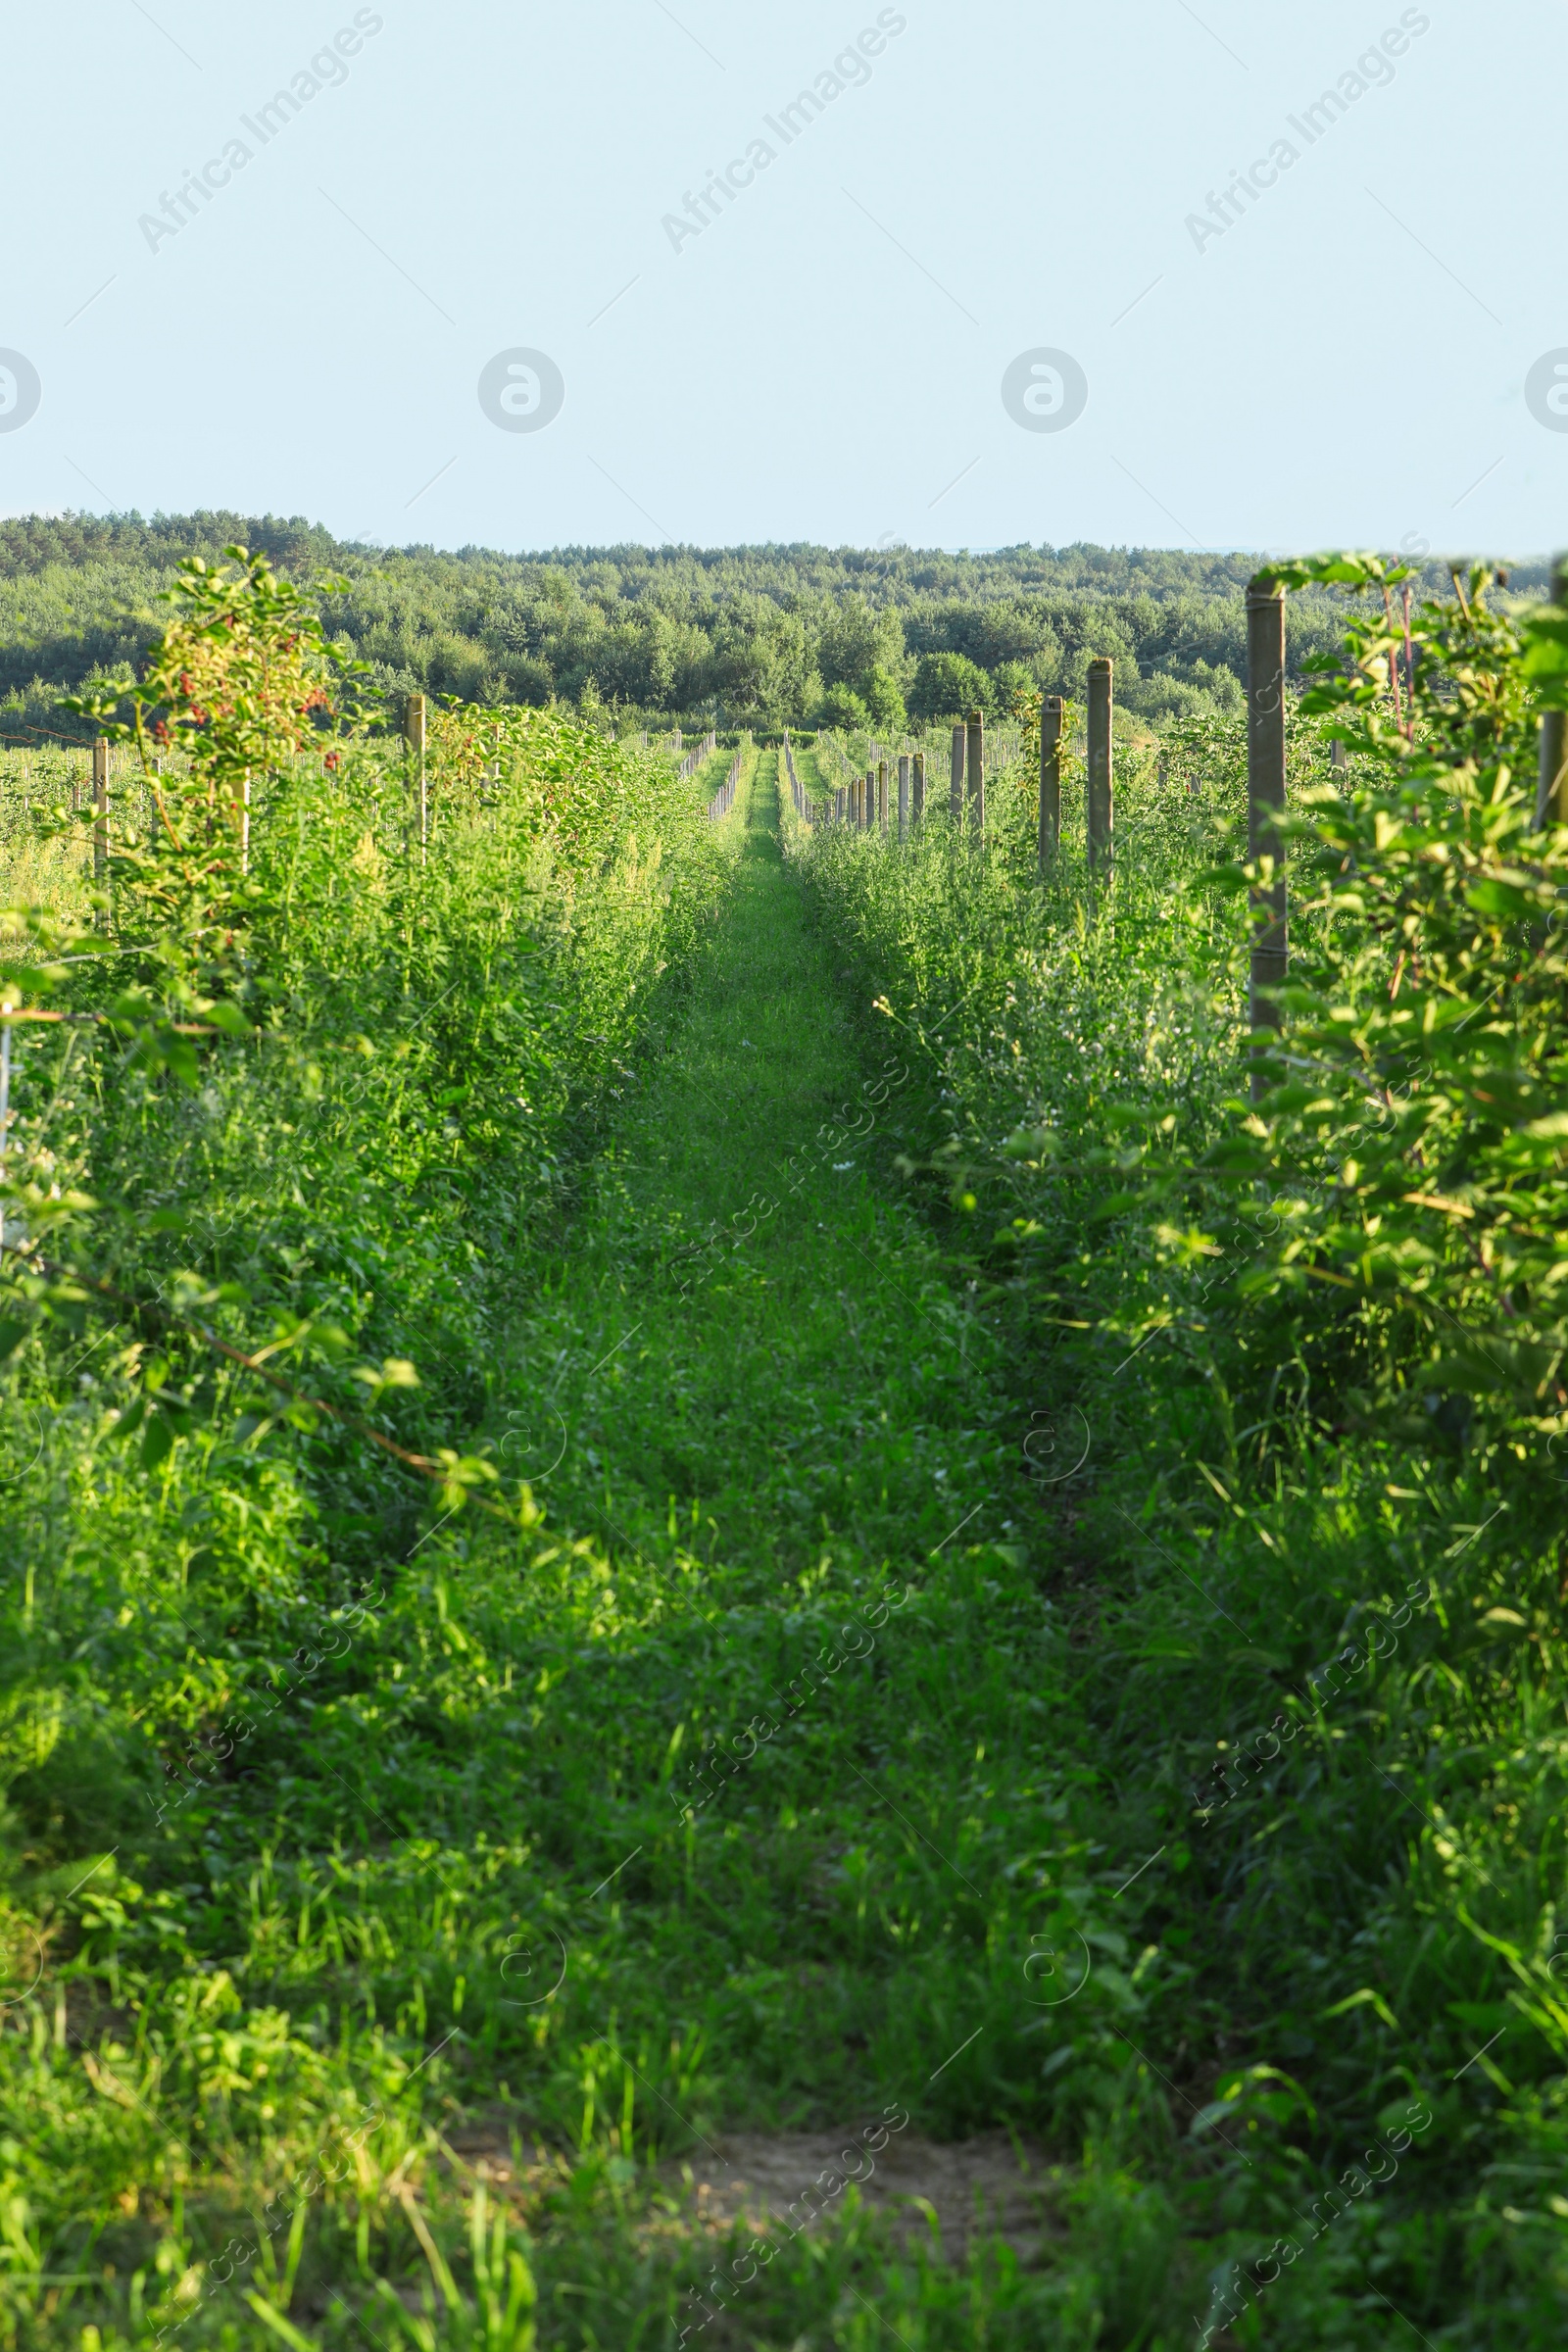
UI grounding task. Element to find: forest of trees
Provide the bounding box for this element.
[0,510,1546,740]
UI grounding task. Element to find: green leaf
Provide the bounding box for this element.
[244,2295,321,2352]
[1320,1985,1400,2033]
[140,1412,175,1470]
[1090,1191,1140,1219]
[1199,1141,1268,1176]
[1465,877,1536,921]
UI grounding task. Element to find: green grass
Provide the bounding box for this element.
[788,737,1568,2348]
[0,752,1105,2349]
[4,738,1566,2350]
[788,740,833,823]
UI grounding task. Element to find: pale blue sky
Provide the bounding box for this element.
[1,0,1560,557]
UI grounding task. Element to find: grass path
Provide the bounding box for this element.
[305,749,1102,2325]
[452,752,1070,2136]
[79,754,1154,2347]
[500,745,1026,1585]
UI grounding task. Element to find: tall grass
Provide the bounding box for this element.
[791,564,1568,2344]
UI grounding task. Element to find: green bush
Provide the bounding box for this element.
[792,557,1568,2343]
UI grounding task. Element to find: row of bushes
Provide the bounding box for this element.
[787,558,1568,2341]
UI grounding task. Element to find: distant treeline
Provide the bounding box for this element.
[0,511,1547,741]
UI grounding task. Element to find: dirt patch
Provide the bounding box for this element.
[438,2120,563,2195]
[660,2131,1057,2264]
[437,2118,1059,2265]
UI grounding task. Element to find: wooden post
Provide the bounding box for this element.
[950,723,964,822]
[405,692,428,858]
[92,737,110,896]
[911,751,924,824]
[1087,661,1113,869]
[965,709,984,842]
[898,753,909,838]
[877,760,888,831]
[1536,558,1568,827]
[1038,695,1063,869]
[1246,579,1288,1096]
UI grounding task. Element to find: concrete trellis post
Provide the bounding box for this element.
[1038,695,1062,870]
[965,709,984,842]
[898,753,909,838]
[1246,580,1288,1093]
[877,760,888,831]
[911,751,924,824]
[950,723,963,823]
[1086,661,1113,870]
